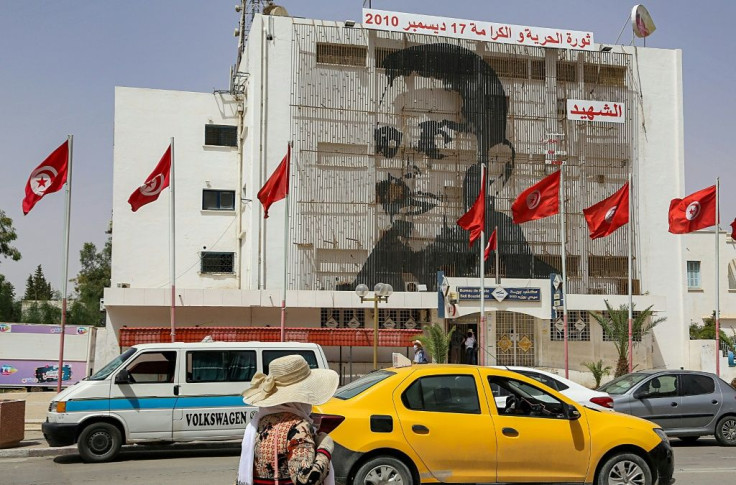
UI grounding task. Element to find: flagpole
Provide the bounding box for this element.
[715,177,720,376]
[479,164,486,366]
[280,142,291,342]
[628,173,633,373]
[495,225,500,285]
[560,165,569,379]
[169,137,176,343]
[56,135,73,394]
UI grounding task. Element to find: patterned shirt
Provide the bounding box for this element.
[251,412,331,485]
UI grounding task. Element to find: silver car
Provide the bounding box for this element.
[599,369,736,445]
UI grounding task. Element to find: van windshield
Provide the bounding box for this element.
[89,348,137,381]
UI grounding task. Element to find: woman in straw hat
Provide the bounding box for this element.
[236,355,339,485]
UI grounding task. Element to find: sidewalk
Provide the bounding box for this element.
[0,391,242,459]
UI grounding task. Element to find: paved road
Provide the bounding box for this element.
[3,438,736,485]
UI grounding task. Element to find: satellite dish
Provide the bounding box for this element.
[631,4,656,38]
[263,3,289,16]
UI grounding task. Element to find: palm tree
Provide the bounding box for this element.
[581,359,612,388]
[415,323,455,363]
[590,301,666,377]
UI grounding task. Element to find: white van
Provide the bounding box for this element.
[42,341,330,462]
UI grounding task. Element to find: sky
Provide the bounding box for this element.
[1,0,734,296]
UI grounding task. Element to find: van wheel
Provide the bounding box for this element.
[78,422,123,463]
[596,452,652,485]
[354,456,413,485]
[715,416,736,446]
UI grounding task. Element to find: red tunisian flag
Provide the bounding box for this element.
[457,171,486,247]
[731,218,736,240]
[483,228,497,261]
[22,140,69,215]
[128,144,171,212]
[511,170,560,224]
[583,183,629,239]
[258,145,290,219]
[668,185,716,234]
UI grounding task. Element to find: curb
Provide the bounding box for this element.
[0,441,242,460]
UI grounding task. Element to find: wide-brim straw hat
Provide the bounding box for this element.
[242,354,339,407]
[412,340,423,347]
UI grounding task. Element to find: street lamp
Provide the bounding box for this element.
[356,283,393,370]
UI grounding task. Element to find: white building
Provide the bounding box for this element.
[104,11,736,379]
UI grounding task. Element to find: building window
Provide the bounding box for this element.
[202,189,235,210]
[728,259,736,290]
[320,308,365,328]
[200,252,235,274]
[550,310,590,341]
[317,43,367,66]
[204,124,238,147]
[687,261,701,289]
[600,311,643,342]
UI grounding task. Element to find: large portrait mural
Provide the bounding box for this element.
[291,27,634,293]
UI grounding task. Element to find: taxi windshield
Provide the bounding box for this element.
[89,348,137,381]
[334,370,395,400]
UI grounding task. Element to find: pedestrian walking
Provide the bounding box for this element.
[236,355,339,485]
[413,340,428,364]
[464,329,477,365]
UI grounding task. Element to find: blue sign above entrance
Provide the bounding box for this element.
[457,287,541,302]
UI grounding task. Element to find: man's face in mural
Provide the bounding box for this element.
[373,76,511,227]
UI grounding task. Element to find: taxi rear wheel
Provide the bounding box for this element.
[354,456,413,485]
[596,452,652,485]
[77,422,123,463]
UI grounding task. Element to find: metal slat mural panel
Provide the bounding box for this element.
[289,24,638,294]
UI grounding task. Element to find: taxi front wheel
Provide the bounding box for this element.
[596,453,652,485]
[77,422,123,463]
[354,456,413,485]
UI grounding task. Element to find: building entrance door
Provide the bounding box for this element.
[495,311,536,366]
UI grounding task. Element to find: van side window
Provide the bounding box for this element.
[126,351,177,383]
[187,350,257,383]
[263,350,318,374]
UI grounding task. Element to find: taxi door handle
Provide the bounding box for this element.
[670,402,677,407]
[174,385,180,396]
[502,427,519,437]
[712,400,719,405]
[412,425,429,434]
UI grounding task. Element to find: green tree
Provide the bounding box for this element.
[0,274,21,322]
[70,233,111,327]
[24,265,53,301]
[415,323,456,363]
[689,311,734,349]
[21,301,61,324]
[590,301,666,378]
[0,209,21,263]
[581,359,612,388]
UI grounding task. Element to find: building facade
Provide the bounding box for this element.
[104,12,734,378]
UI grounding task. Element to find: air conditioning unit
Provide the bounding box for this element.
[117,283,130,288]
[405,282,418,292]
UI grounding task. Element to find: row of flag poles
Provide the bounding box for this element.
[22,137,292,391]
[21,138,734,385]
[457,164,731,377]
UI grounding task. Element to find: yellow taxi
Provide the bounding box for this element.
[314,364,673,485]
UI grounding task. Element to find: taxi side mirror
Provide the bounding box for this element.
[562,402,581,420]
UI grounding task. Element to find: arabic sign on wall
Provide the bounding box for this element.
[362,9,594,51]
[457,287,541,302]
[567,100,625,123]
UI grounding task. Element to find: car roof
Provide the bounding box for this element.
[131,341,321,350]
